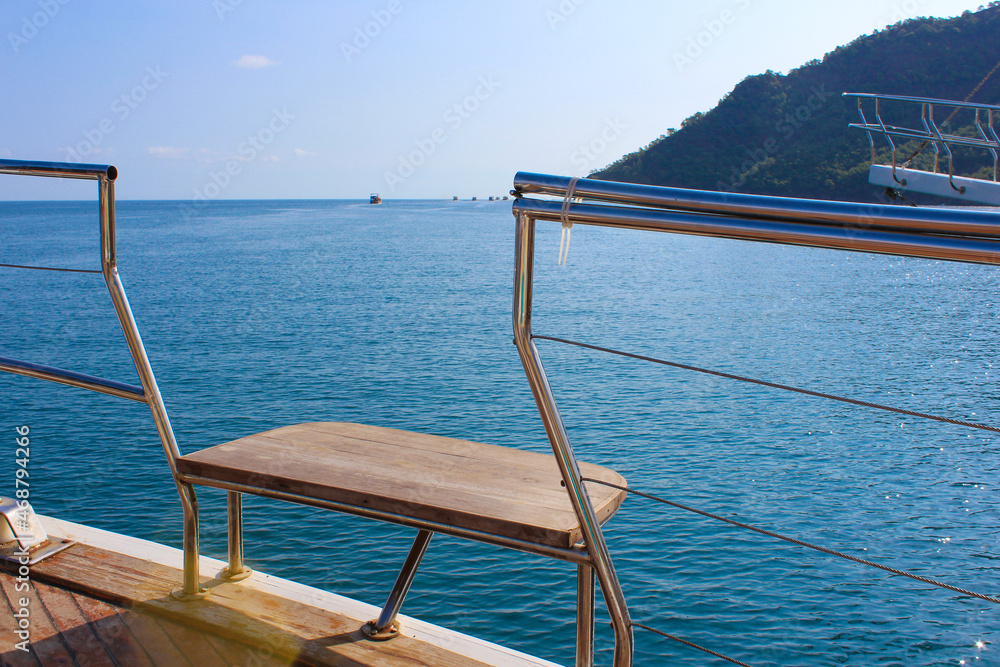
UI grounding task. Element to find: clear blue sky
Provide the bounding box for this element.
[0,0,988,200]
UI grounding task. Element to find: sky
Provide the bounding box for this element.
[0,0,990,200]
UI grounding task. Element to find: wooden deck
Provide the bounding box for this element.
[0,537,512,667]
[1,569,267,666]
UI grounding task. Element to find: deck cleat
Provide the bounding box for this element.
[0,497,74,565]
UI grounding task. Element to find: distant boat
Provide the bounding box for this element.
[471,196,477,201]
[489,196,495,201]
[370,193,382,204]
[452,196,458,201]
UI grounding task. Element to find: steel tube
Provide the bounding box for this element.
[0,356,145,402]
[0,159,117,181]
[845,92,1000,112]
[179,483,204,598]
[512,172,1000,238]
[225,491,252,580]
[94,170,198,598]
[176,473,592,565]
[0,161,198,597]
[99,181,184,473]
[513,212,634,667]
[576,564,595,667]
[848,123,1000,152]
[514,197,1000,265]
[375,530,433,631]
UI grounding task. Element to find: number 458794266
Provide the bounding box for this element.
[15,425,29,498]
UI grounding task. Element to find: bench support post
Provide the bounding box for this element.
[362,529,434,640]
[223,491,253,581]
[576,564,595,667]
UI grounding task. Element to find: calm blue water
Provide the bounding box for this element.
[0,199,997,666]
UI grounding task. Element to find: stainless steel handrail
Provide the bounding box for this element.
[512,171,1000,237]
[846,92,1000,112]
[0,159,118,181]
[846,92,1000,191]
[510,170,1000,665]
[0,356,145,402]
[513,208,634,666]
[515,197,1000,264]
[0,159,203,597]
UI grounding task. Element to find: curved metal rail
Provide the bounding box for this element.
[509,171,1000,665]
[0,158,202,594]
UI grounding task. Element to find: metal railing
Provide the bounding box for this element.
[0,160,615,666]
[0,159,204,596]
[510,171,1000,665]
[846,92,1000,200]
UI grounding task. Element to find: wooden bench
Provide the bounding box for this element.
[175,422,627,637]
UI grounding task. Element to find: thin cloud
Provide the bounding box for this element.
[147,146,190,159]
[233,54,276,69]
[293,148,315,157]
[195,147,240,164]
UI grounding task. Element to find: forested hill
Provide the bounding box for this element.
[592,5,1000,203]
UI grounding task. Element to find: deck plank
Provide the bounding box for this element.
[31,580,115,667]
[0,574,40,667]
[116,612,193,667]
[0,566,293,667]
[72,594,156,667]
[152,616,236,667]
[177,421,627,548]
[0,576,73,667]
[25,543,494,666]
[203,632,270,667]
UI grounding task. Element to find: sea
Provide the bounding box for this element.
[0,198,997,666]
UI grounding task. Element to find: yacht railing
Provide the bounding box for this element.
[0,160,622,667]
[846,92,1000,204]
[0,158,201,593]
[4,161,995,664]
[510,171,1000,664]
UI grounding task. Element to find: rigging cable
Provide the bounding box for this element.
[0,263,100,273]
[532,334,1000,435]
[632,622,754,667]
[583,477,1000,605]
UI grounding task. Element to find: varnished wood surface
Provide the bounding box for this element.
[0,563,269,666]
[177,422,628,549]
[3,541,494,666]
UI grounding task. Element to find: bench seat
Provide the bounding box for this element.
[176,422,627,550]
